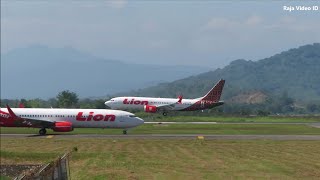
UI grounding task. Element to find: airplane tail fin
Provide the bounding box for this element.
[6,105,18,119]
[0,105,17,126]
[177,95,183,104]
[200,79,225,102]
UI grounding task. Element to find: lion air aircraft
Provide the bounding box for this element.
[0,105,144,135]
[105,79,225,116]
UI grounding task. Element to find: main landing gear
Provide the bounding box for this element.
[162,112,167,116]
[123,130,127,135]
[39,128,47,136]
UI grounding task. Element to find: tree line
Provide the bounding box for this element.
[1,90,320,115]
[1,90,106,109]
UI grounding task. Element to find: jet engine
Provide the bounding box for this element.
[52,121,73,132]
[144,105,157,113]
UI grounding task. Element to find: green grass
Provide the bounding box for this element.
[0,175,11,180]
[1,138,320,179]
[138,114,320,122]
[1,124,320,135]
[0,124,320,135]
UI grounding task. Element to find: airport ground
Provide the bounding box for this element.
[1,138,320,179]
[1,123,320,135]
[137,114,320,123]
[1,116,320,179]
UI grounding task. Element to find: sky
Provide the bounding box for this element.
[1,0,320,68]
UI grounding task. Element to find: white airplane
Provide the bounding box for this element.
[105,79,225,116]
[0,105,144,135]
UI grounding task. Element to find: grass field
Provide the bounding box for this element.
[138,114,320,123]
[1,123,320,135]
[1,116,320,179]
[1,138,320,179]
[0,175,11,180]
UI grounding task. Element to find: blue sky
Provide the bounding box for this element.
[1,1,319,68]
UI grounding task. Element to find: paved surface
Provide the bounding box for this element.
[1,134,320,140]
[145,122,218,124]
[310,123,320,128]
[145,122,320,125]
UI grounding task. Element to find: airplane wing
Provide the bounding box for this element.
[6,105,55,128]
[16,117,55,128]
[155,103,176,111]
[155,96,183,111]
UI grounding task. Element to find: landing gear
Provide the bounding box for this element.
[123,130,127,135]
[162,112,167,116]
[39,128,47,136]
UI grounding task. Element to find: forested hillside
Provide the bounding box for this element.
[117,43,320,114]
[121,43,320,102]
[2,44,320,114]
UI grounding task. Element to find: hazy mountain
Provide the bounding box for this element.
[119,43,320,102]
[1,45,210,99]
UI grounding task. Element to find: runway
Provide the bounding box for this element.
[1,134,320,140]
[146,122,320,125]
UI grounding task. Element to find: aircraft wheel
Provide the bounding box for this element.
[162,112,167,116]
[123,130,127,135]
[39,128,47,136]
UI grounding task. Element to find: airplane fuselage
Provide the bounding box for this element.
[0,108,144,129]
[106,97,223,111]
[105,79,225,115]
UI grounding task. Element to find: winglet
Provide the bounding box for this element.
[177,95,183,104]
[6,104,17,118]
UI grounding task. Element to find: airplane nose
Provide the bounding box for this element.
[104,101,111,109]
[135,117,144,126]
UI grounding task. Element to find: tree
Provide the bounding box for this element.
[56,90,79,108]
[79,98,95,109]
[307,103,320,113]
[28,98,46,108]
[93,99,107,109]
[47,98,58,108]
[20,99,31,108]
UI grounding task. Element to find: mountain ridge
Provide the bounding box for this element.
[118,43,320,102]
[1,45,210,99]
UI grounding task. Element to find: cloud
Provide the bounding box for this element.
[141,21,159,33]
[148,40,169,49]
[265,16,320,33]
[280,16,296,24]
[106,0,128,9]
[246,15,263,25]
[203,15,263,31]
[203,17,238,30]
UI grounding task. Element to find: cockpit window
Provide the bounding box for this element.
[129,115,136,118]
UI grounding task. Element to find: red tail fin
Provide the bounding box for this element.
[201,79,225,102]
[177,95,183,104]
[6,105,18,118]
[0,105,16,126]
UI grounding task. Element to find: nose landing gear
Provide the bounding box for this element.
[123,130,127,135]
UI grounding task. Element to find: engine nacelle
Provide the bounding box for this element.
[52,121,73,132]
[144,105,157,113]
